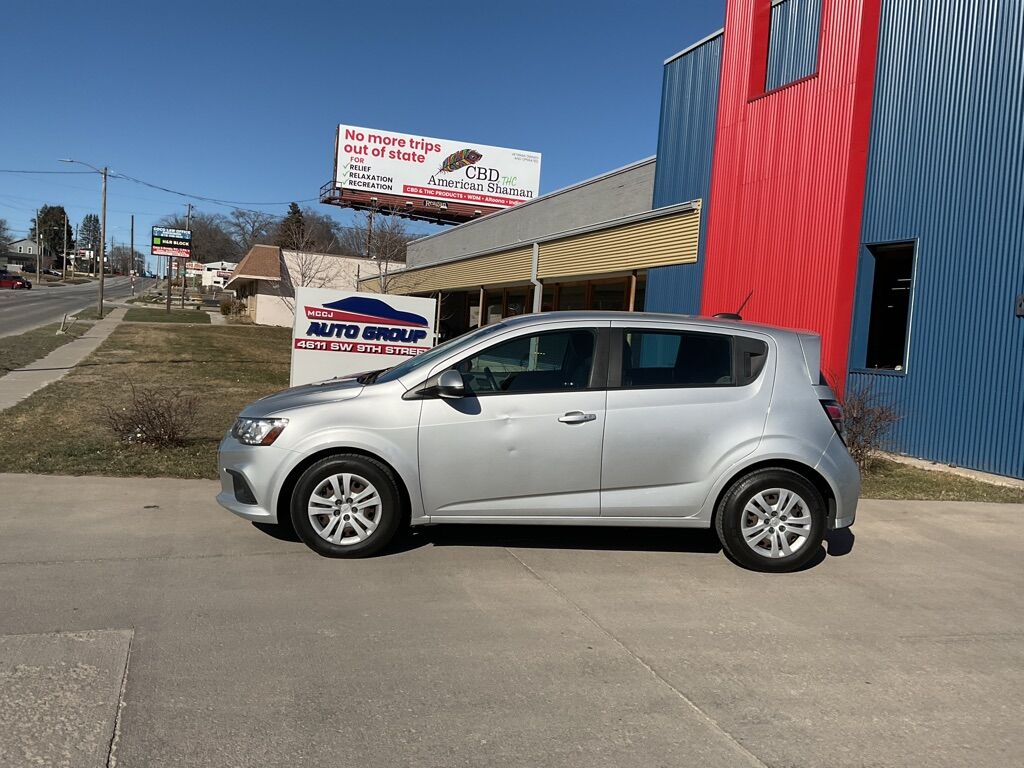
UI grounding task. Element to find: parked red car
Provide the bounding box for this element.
[0,272,32,289]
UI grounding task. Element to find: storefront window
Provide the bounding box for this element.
[504,287,531,317]
[541,286,556,312]
[484,290,503,325]
[557,283,587,311]
[591,280,627,311]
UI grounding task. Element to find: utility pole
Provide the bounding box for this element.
[62,212,68,280]
[35,208,41,283]
[181,203,192,308]
[74,223,79,277]
[98,166,107,319]
[130,214,135,296]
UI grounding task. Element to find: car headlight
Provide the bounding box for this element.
[231,417,288,446]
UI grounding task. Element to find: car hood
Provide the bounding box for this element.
[240,377,364,417]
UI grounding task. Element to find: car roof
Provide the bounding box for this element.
[495,310,817,340]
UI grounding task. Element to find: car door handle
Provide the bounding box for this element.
[558,411,596,424]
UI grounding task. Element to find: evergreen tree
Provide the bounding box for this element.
[79,214,101,251]
[29,205,75,259]
[275,202,307,250]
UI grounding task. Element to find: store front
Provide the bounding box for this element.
[362,200,698,340]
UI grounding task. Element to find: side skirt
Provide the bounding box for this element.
[419,515,710,529]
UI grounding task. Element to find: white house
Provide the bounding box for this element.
[199,261,237,289]
[226,245,396,327]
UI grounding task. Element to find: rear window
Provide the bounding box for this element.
[620,330,768,388]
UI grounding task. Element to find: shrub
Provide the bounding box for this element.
[843,386,901,470]
[219,298,233,315]
[104,381,199,448]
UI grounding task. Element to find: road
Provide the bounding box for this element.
[0,474,1021,768]
[0,277,151,338]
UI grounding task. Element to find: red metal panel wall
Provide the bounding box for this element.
[701,0,881,386]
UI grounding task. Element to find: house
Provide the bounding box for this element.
[226,245,392,327]
[4,238,44,268]
[199,261,238,289]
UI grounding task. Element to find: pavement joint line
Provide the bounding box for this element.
[0,548,307,568]
[503,547,770,768]
[105,627,134,768]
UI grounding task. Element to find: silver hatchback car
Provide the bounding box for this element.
[217,312,858,571]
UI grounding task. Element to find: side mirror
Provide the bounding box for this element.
[436,369,465,399]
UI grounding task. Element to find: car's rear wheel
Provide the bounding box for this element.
[290,454,403,558]
[715,468,826,572]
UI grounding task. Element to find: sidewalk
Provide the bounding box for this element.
[0,307,126,411]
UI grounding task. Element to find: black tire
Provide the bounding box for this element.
[290,454,403,558]
[714,468,826,572]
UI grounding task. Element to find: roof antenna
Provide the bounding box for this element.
[714,290,753,321]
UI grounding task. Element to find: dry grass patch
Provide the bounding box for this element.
[0,322,94,374]
[0,323,291,479]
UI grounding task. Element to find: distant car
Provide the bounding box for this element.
[0,273,31,289]
[43,268,62,277]
[20,264,36,273]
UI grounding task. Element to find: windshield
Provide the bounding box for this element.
[373,323,508,384]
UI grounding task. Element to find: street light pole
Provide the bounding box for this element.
[59,159,108,319]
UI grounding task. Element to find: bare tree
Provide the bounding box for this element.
[341,206,413,293]
[158,211,241,263]
[226,209,276,253]
[0,218,10,255]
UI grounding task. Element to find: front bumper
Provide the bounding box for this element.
[216,435,295,524]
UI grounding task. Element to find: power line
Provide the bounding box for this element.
[0,169,94,175]
[110,171,319,208]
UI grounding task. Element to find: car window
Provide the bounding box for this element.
[621,330,735,388]
[373,322,508,384]
[454,329,596,394]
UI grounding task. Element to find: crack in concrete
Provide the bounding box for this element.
[105,628,133,768]
[503,547,769,768]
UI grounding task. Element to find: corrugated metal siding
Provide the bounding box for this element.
[765,0,823,90]
[701,0,881,385]
[646,33,723,314]
[389,247,532,293]
[849,0,1024,478]
[538,209,700,279]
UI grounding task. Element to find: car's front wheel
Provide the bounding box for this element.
[290,454,403,558]
[715,468,826,572]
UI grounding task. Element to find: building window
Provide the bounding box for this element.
[864,242,916,371]
[765,0,822,91]
[18,246,23,253]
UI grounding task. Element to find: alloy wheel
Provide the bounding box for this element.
[307,472,382,545]
[740,488,814,559]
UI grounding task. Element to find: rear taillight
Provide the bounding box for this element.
[821,399,845,441]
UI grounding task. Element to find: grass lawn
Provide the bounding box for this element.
[0,322,94,375]
[861,458,1024,503]
[0,324,291,479]
[124,307,211,323]
[73,303,119,320]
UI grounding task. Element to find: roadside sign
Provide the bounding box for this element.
[151,227,192,258]
[290,288,436,386]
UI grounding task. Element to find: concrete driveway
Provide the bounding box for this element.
[0,474,1021,767]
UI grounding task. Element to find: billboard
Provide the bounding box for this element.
[334,125,541,212]
[151,227,192,258]
[290,288,437,386]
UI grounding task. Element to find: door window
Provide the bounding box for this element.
[455,329,596,394]
[621,330,735,388]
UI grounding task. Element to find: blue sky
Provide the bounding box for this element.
[0,1,724,271]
